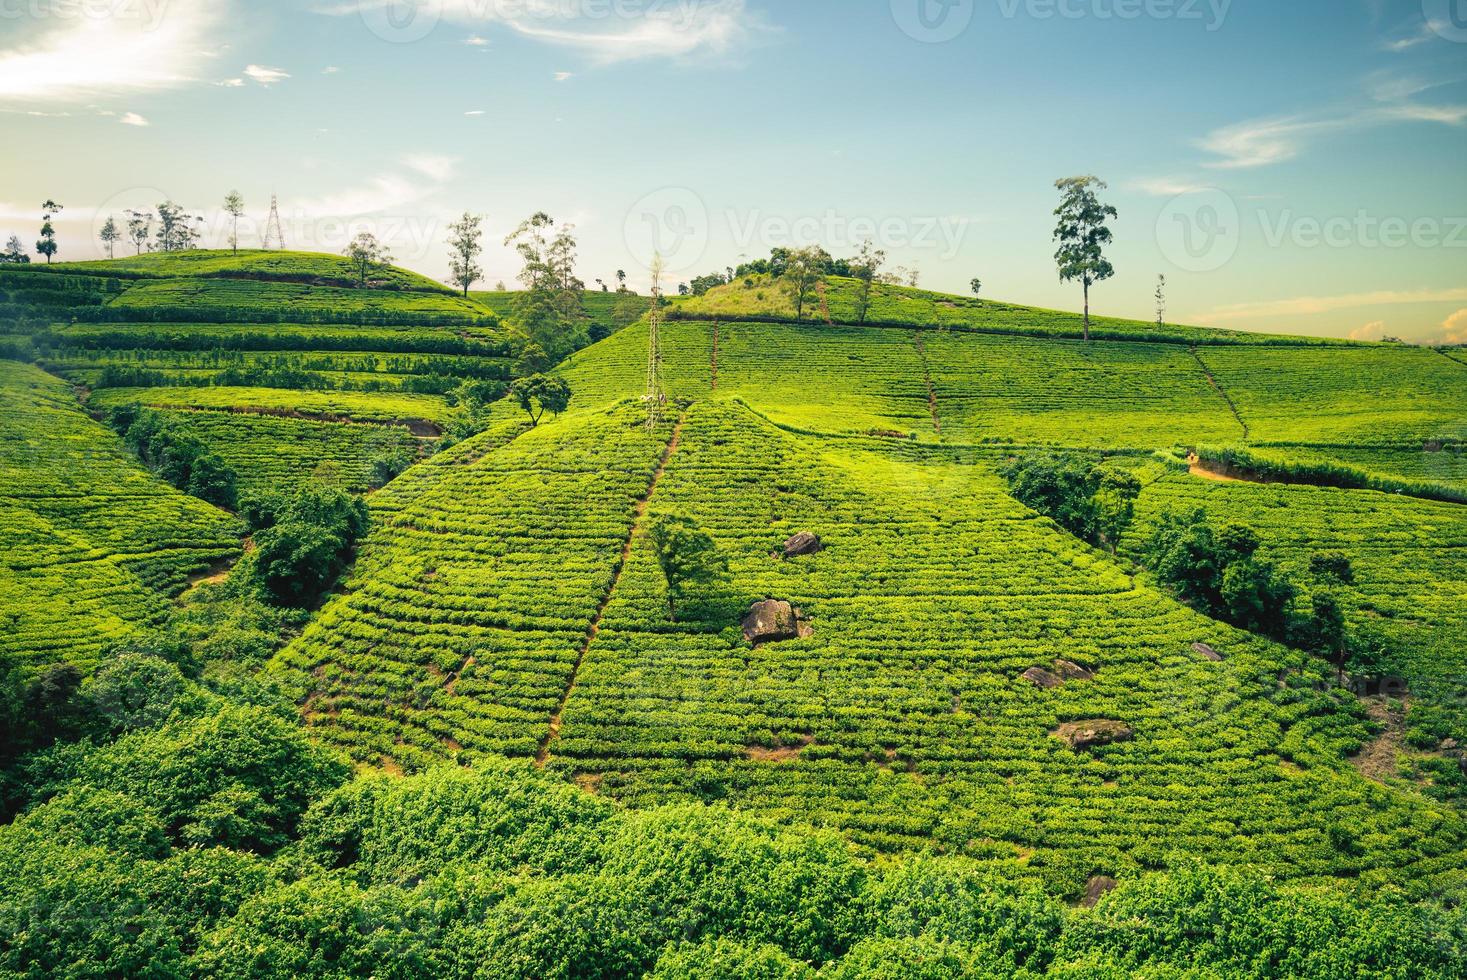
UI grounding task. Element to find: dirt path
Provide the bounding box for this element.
[1187,454,1245,483]
[1353,696,1406,782]
[912,331,942,437]
[1189,347,1249,441]
[535,413,687,767]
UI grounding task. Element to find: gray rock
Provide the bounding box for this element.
[1192,642,1224,662]
[783,532,824,558]
[1083,876,1119,908]
[1021,667,1063,689]
[1053,719,1134,751]
[742,599,811,645]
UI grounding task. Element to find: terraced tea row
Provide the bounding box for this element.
[268,404,675,769]
[0,360,242,671]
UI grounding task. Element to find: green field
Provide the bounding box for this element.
[0,360,242,670]
[5,253,1467,976]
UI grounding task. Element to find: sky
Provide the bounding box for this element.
[1,0,1465,341]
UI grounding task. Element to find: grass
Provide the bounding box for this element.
[38,249,453,292]
[86,386,453,426]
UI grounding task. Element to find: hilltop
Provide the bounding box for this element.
[1,249,1465,976]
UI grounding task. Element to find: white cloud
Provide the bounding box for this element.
[216,77,245,87]
[1442,309,1467,345]
[1199,76,1467,169]
[1198,288,1467,322]
[554,71,574,82]
[328,0,766,63]
[1349,320,1387,341]
[464,109,485,116]
[323,66,341,74]
[244,64,291,85]
[1129,177,1211,197]
[296,154,456,217]
[404,154,457,181]
[0,0,228,105]
[464,35,489,46]
[119,111,149,126]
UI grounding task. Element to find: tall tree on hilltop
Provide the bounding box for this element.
[1053,176,1117,342]
[1155,273,1167,328]
[343,231,391,287]
[851,239,886,324]
[125,210,152,255]
[223,191,245,256]
[36,200,62,264]
[1,236,29,263]
[783,245,826,320]
[98,216,121,259]
[447,211,484,296]
[154,201,200,253]
[505,212,587,358]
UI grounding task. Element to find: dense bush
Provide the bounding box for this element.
[240,486,370,607]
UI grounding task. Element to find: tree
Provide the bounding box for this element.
[223,191,245,255]
[1,235,28,263]
[343,231,391,287]
[447,211,484,296]
[1154,273,1167,328]
[647,513,727,620]
[1093,465,1142,554]
[1053,176,1117,342]
[616,269,628,292]
[126,210,153,255]
[99,216,121,259]
[514,342,551,375]
[783,245,825,320]
[154,201,200,253]
[509,374,571,426]
[36,200,62,263]
[851,239,886,324]
[505,212,586,357]
[970,277,983,297]
[243,486,370,607]
[998,452,1104,546]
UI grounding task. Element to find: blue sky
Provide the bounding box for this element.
[1,0,1464,340]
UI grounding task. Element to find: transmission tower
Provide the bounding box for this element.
[262,194,285,250]
[643,253,667,431]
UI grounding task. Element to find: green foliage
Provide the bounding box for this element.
[112,404,240,509]
[1052,176,1117,338]
[647,939,816,980]
[242,486,369,607]
[646,512,727,619]
[28,703,348,852]
[509,373,572,426]
[999,453,1139,551]
[83,653,189,735]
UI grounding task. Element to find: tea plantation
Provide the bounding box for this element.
[3,252,1467,977]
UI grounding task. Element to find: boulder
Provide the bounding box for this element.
[1053,719,1133,751]
[783,532,824,558]
[1052,659,1096,682]
[1082,876,1119,908]
[1021,667,1063,689]
[742,600,811,645]
[1192,642,1223,662]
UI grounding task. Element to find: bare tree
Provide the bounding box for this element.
[126,210,153,255]
[99,216,121,259]
[223,191,245,255]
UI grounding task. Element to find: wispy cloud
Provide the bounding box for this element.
[119,111,149,126]
[325,0,768,63]
[1129,177,1212,197]
[553,71,574,82]
[1198,288,1467,322]
[464,109,484,116]
[243,64,291,85]
[296,155,457,216]
[464,35,489,46]
[0,0,228,104]
[216,77,245,87]
[1349,320,1387,341]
